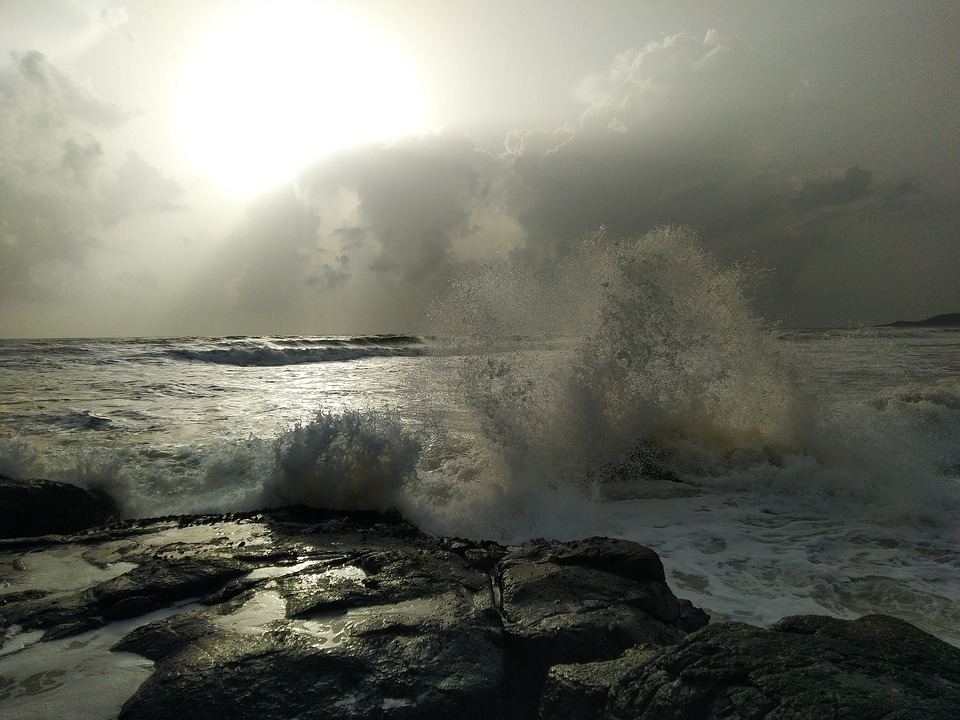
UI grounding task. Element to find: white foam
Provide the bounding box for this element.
[0,545,136,597]
[593,491,960,646]
[137,521,273,550]
[0,627,45,658]
[245,559,322,581]
[0,601,197,720]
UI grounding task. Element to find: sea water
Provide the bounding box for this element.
[1,227,957,649]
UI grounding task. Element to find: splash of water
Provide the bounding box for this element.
[273,409,421,512]
[406,226,810,539]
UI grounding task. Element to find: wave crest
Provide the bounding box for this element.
[273,410,422,512]
[170,339,423,366]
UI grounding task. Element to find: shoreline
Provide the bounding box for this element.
[1,481,959,718]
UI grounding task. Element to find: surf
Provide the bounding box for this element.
[166,336,424,366]
[395,225,959,540]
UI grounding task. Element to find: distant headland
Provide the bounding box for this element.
[881,312,960,328]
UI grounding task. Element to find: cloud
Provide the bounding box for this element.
[233,185,322,314]
[196,15,959,331]
[792,167,872,213]
[575,30,788,134]
[0,1,129,65]
[300,134,498,280]
[173,134,519,334]
[60,133,103,183]
[502,32,796,245]
[0,52,122,191]
[496,29,960,325]
[17,9,946,337]
[0,54,101,301]
[0,52,179,315]
[100,151,185,224]
[177,14,960,333]
[9,50,128,128]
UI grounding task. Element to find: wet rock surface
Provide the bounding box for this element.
[0,504,957,719]
[0,506,700,719]
[541,614,960,719]
[498,538,708,718]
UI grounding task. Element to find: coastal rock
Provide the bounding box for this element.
[0,476,119,538]
[883,312,960,328]
[115,589,506,720]
[540,614,960,719]
[114,510,508,719]
[0,507,701,719]
[498,537,709,718]
[1,506,957,719]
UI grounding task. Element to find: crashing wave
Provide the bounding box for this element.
[170,342,423,366]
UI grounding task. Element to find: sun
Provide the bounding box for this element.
[176,0,425,196]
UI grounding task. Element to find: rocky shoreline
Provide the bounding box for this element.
[1,480,958,718]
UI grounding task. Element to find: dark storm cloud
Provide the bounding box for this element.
[499,30,802,253]
[300,134,496,283]
[504,30,805,245]
[499,26,960,324]
[792,167,872,213]
[309,254,350,290]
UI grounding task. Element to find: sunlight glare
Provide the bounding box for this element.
[177,0,425,196]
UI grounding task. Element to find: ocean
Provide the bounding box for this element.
[1,230,958,648]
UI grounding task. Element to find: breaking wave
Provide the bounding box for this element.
[3,225,957,645]
[2,409,422,519]
[273,410,421,512]
[401,226,958,540]
[168,336,423,366]
[2,226,956,540]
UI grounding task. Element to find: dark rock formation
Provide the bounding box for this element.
[0,476,119,538]
[0,507,702,719]
[882,312,960,328]
[499,537,708,718]
[1,506,957,719]
[541,614,960,719]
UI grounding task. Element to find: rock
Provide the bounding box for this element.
[2,506,955,720]
[883,312,960,328]
[498,538,710,652]
[3,508,699,719]
[0,476,119,538]
[540,614,960,719]
[116,595,506,720]
[540,645,654,720]
[498,537,709,718]
[104,509,513,719]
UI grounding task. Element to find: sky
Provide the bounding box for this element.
[1,0,958,337]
